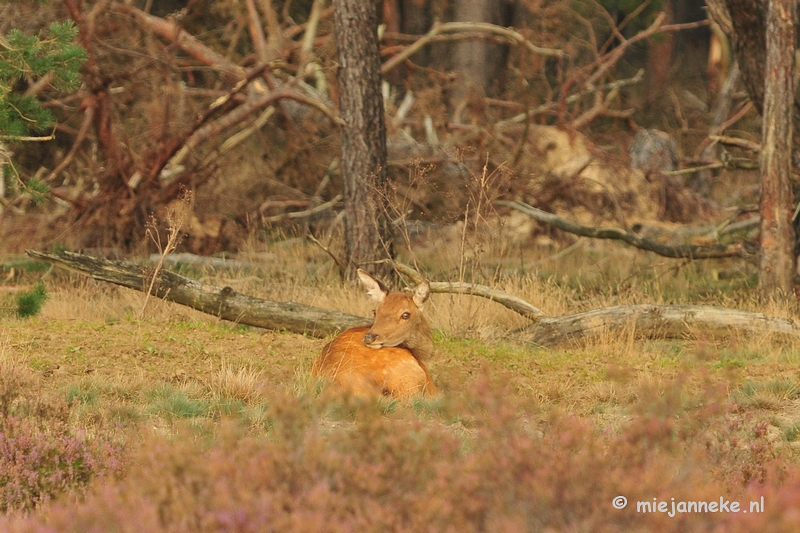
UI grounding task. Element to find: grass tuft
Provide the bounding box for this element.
[15,282,48,318]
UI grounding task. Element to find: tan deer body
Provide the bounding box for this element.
[312,270,439,399]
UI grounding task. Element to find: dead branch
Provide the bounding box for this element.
[297,0,327,75]
[307,234,345,272]
[45,101,94,183]
[0,133,56,142]
[245,0,269,63]
[709,134,761,152]
[495,69,644,130]
[570,85,634,129]
[148,253,268,271]
[161,88,340,186]
[261,194,342,223]
[632,215,759,244]
[27,249,365,337]
[385,260,547,320]
[256,0,285,52]
[585,16,707,87]
[114,2,246,80]
[496,200,753,259]
[381,21,565,75]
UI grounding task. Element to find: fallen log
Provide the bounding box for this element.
[26,249,365,338]
[523,304,800,346]
[26,250,800,348]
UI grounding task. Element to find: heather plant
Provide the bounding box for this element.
[0,359,124,513]
[1,380,796,532]
[0,415,122,513]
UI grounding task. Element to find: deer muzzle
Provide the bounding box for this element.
[363,331,379,346]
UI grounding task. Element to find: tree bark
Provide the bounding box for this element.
[758,0,796,298]
[333,0,395,281]
[707,0,798,297]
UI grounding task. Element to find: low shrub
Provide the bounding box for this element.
[0,416,122,513]
[0,360,124,513]
[1,381,797,532]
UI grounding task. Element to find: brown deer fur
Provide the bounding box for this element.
[311,269,439,399]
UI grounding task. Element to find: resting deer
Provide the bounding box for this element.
[312,269,439,399]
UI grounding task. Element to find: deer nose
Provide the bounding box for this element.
[363,332,377,344]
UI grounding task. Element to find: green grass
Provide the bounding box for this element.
[65,382,99,406]
[145,384,211,420]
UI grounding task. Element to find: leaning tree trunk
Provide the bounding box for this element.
[758,0,796,298]
[333,0,395,282]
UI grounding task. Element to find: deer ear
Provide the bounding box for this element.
[412,280,431,310]
[357,269,388,302]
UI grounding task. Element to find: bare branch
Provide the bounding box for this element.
[495,69,643,130]
[114,3,246,80]
[709,134,761,152]
[384,260,547,320]
[245,0,269,63]
[45,102,95,183]
[497,200,752,259]
[261,194,342,223]
[381,21,565,75]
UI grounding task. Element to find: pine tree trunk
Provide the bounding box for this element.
[708,0,797,297]
[758,0,796,298]
[333,0,394,281]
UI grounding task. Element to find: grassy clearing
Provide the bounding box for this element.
[2,240,800,530]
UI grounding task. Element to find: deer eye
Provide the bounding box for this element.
[401,312,411,320]
[371,310,376,317]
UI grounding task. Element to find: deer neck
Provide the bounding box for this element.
[401,318,434,361]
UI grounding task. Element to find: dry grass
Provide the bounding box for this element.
[206,362,264,404]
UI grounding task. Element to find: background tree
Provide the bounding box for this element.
[758,0,796,297]
[0,20,86,204]
[333,0,395,281]
[451,0,509,104]
[708,0,797,297]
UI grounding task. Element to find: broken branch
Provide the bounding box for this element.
[496,200,752,259]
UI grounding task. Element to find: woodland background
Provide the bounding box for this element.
[0,0,740,266]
